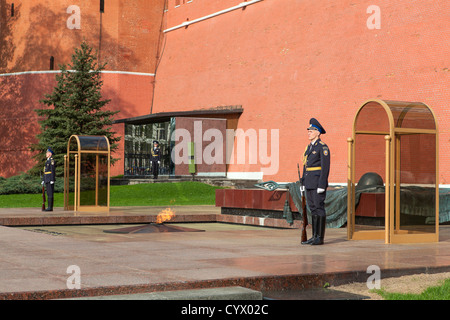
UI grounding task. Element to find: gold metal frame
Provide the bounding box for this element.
[347,99,439,244]
[64,135,111,213]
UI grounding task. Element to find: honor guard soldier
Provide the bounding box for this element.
[42,147,56,211]
[150,140,161,179]
[300,118,330,245]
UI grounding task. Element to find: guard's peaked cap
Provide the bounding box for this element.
[307,118,326,134]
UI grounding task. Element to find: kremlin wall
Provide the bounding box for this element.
[1,0,449,185]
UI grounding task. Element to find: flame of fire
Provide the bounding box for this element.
[156,208,176,224]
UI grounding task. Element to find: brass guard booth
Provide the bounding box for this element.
[64,135,111,212]
[347,99,439,244]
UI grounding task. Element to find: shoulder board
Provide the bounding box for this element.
[319,141,325,145]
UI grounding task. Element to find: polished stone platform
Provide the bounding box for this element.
[0,206,449,300]
[0,205,297,229]
[0,206,218,226]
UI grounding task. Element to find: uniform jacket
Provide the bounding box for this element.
[301,139,330,190]
[151,147,161,161]
[43,157,56,183]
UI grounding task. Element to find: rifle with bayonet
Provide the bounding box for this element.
[297,163,308,243]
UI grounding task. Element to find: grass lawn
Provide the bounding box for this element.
[0,181,224,208]
[374,278,450,300]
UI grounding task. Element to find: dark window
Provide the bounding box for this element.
[124,120,175,177]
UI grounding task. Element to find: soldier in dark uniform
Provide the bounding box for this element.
[150,140,161,179]
[42,147,56,211]
[300,118,330,245]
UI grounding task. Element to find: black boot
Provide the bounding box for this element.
[301,215,317,245]
[45,197,53,211]
[311,216,326,245]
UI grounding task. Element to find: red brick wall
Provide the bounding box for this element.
[154,0,450,183]
[0,73,53,177]
[0,72,154,177]
[1,0,449,184]
[0,0,165,178]
[0,0,164,73]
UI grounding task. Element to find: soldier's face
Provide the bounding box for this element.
[307,129,320,141]
[46,151,52,158]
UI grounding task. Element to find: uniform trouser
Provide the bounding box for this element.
[306,189,326,217]
[305,189,326,245]
[151,161,159,178]
[46,182,54,209]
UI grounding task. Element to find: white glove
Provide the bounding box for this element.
[317,188,325,193]
[50,181,54,184]
[158,161,160,165]
[300,186,305,192]
[41,181,44,185]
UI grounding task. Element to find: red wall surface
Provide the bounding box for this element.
[1,0,449,184]
[0,72,155,177]
[153,0,450,183]
[0,0,165,178]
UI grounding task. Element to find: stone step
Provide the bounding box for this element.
[61,286,262,300]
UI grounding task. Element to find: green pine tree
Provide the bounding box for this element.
[30,41,121,177]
